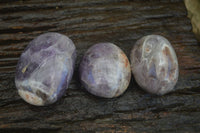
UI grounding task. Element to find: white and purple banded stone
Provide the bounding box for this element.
[130,35,179,95]
[15,32,76,106]
[79,43,131,98]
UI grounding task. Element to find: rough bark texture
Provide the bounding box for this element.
[0,0,200,132]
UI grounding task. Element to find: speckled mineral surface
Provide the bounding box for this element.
[130,35,179,95]
[79,43,131,98]
[15,32,76,106]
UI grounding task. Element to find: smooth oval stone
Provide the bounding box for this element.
[79,43,131,98]
[130,35,179,95]
[15,32,76,106]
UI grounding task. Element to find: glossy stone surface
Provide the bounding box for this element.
[15,32,76,106]
[79,43,131,98]
[130,35,179,95]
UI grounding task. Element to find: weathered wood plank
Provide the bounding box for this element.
[0,0,200,132]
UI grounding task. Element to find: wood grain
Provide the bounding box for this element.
[0,0,200,132]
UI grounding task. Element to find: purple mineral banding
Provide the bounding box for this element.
[79,43,131,98]
[130,35,179,95]
[15,32,76,106]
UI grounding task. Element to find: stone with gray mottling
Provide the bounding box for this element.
[130,35,179,95]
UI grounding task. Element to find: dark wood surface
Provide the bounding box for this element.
[0,0,200,132]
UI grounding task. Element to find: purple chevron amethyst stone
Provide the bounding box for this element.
[15,32,76,106]
[79,43,131,98]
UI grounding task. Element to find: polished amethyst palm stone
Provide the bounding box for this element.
[15,32,76,106]
[130,35,179,95]
[79,43,131,98]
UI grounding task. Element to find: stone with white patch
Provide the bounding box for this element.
[130,35,179,95]
[15,32,76,106]
[79,43,131,98]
